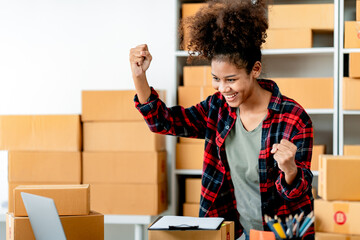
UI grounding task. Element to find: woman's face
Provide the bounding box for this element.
[211,60,260,108]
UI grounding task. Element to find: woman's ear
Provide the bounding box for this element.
[252,61,262,78]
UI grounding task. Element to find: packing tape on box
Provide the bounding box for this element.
[333,203,349,233]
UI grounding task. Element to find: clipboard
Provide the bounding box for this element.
[148,216,224,231]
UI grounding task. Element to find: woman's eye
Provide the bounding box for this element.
[227,79,235,82]
[213,77,219,81]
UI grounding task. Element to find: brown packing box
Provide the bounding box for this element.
[81,90,165,122]
[344,22,360,49]
[148,221,234,240]
[82,151,167,184]
[318,155,360,201]
[262,29,313,49]
[13,184,90,217]
[349,53,360,78]
[8,183,81,213]
[310,145,326,171]
[183,203,199,217]
[181,3,206,50]
[0,115,81,151]
[83,121,165,151]
[273,78,333,109]
[315,232,360,240]
[344,145,360,155]
[178,86,216,108]
[176,143,204,170]
[343,78,360,110]
[315,199,360,235]
[185,178,201,203]
[179,137,204,144]
[6,211,104,240]
[183,66,212,87]
[8,151,81,183]
[90,182,167,215]
[268,4,334,30]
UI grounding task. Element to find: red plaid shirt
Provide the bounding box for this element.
[135,79,314,239]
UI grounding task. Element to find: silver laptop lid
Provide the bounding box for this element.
[21,192,67,240]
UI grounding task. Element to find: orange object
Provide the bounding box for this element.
[249,229,276,240]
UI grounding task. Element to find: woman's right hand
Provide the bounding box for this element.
[129,44,152,78]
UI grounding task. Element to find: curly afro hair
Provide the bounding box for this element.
[180,0,268,74]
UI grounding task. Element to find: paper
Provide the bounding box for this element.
[148,216,224,230]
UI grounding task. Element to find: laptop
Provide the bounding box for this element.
[21,192,67,240]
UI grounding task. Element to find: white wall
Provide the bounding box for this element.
[0,0,176,239]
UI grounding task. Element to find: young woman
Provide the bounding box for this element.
[129,0,314,239]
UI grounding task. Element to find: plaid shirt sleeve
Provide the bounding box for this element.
[275,119,313,201]
[134,87,210,139]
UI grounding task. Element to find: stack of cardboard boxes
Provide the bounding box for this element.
[176,66,216,170]
[6,184,104,240]
[344,0,360,49]
[82,90,167,215]
[182,178,201,217]
[315,154,360,239]
[265,3,334,49]
[343,52,360,111]
[0,115,82,214]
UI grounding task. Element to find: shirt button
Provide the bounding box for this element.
[225,125,229,130]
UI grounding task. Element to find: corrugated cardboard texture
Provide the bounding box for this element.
[90,182,167,215]
[176,143,204,170]
[344,145,360,155]
[148,221,234,240]
[0,115,81,151]
[343,78,360,110]
[183,66,212,87]
[8,151,81,183]
[6,211,104,240]
[311,145,326,171]
[178,86,216,108]
[318,155,360,201]
[83,121,165,152]
[263,29,312,49]
[345,22,360,49]
[273,78,333,109]
[13,184,90,217]
[82,151,167,184]
[185,178,202,203]
[268,4,334,30]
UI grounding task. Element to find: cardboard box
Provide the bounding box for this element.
[183,203,199,217]
[315,199,360,235]
[13,184,90,217]
[181,3,206,50]
[83,121,165,152]
[344,21,360,49]
[349,53,360,78]
[179,137,204,144]
[268,4,334,30]
[82,90,142,121]
[343,78,360,110]
[263,29,313,49]
[0,115,81,151]
[315,232,360,240]
[273,78,333,109]
[148,221,234,240]
[8,151,81,183]
[183,66,212,87]
[178,86,216,108]
[82,151,167,184]
[8,183,82,213]
[344,145,360,155]
[318,155,360,201]
[176,143,204,170]
[6,211,104,240]
[90,182,167,215]
[310,145,326,171]
[185,178,201,203]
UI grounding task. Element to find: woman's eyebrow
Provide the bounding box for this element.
[211,73,237,78]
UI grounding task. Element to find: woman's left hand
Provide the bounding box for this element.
[271,139,298,185]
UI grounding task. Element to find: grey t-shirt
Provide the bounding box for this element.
[225,109,264,235]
